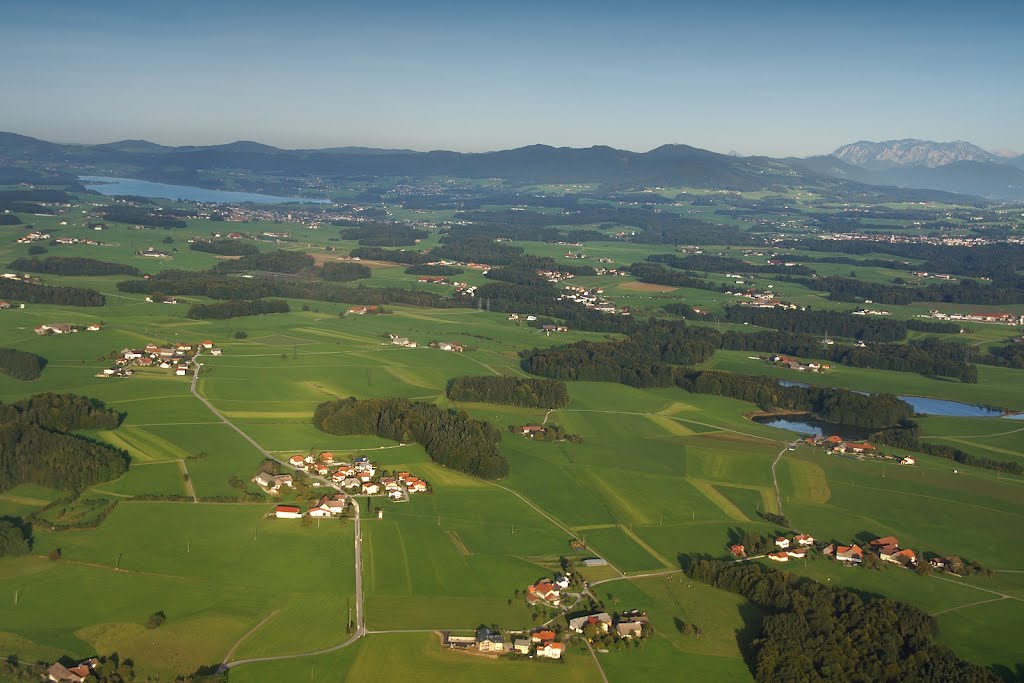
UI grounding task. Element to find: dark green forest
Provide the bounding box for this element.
[313,397,509,479]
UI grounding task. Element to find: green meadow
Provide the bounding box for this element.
[0,203,1022,681]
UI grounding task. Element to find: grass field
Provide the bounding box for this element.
[1,203,1022,681]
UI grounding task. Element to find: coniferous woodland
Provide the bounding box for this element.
[118,270,457,308]
[520,322,718,386]
[0,279,105,306]
[321,260,372,281]
[186,299,290,320]
[647,253,816,276]
[313,397,509,479]
[189,239,259,256]
[781,275,1024,306]
[8,256,141,277]
[0,393,128,492]
[0,348,44,381]
[720,305,962,341]
[626,261,725,291]
[718,331,977,382]
[446,376,570,408]
[337,222,428,246]
[212,249,314,274]
[97,204,191,228]
[685,560,1000,683]
[522,333,913,429]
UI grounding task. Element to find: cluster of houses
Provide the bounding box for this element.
[770,354,832,373]
[569,610,650,641]
[525,574,571,607]
[823,535,919,567]
[805,436,916,465]
[51,236,101,246]
[273,492,349,519]
[556,285,627,315]
[919,310,1024,326]
[444,627,564,659]
[103,340,218,378]
[137,247,171,258]
[35,322,102,335]
[851,307,891,316]
[539,269,576,283]
[506,313,538,322]
[346,305,380,315]
[388,333,463,351]
[45,657,99,683]
[389,334,417,348]
[15,231,50,244]
[144,295,179,304]
[283,453,429,500]
[912,271,957,281]
[730,533,815,561]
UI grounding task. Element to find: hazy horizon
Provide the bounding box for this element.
[2,0,1021,156]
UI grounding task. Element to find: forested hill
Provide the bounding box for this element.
[0,131,983,199]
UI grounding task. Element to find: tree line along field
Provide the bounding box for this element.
[1,194,1023,680]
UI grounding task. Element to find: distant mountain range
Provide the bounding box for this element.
[833,139,1001,169]
[1,131,1022,202]
[819,139,1024,201]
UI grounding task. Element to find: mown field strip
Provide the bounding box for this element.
[686,479,750,522]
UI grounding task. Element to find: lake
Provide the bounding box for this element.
[777,380,1006,417]
[81,176,330,205]
[751,414,874,440]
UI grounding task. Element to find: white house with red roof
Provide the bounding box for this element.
[274,505,302,519]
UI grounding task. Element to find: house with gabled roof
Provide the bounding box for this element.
[835,544,863,563]
[767,551,790,562]
[274,505,302,519]
[569,612,612,634]
[537,641,563,659]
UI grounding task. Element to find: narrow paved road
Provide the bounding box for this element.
[771,440,801,516]
[189,355,366,671]
[584,639,610,683]
[177,459,198,502]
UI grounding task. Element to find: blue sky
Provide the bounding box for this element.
[2,0,1021,155]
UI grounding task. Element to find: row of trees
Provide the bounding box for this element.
[520,323,718,386]
[871,420,1023,475]
[720,305,961,341]
[981,340,1024,369]
[0,279,105,307]
[186,299,290,320]
[625,262,724,291]
[0,394,128,492]
[719,331,977,382]
[321,261,371,281]
[8,256,140,277]
[446,376,570,408]
[97,204,191,228]
[212,249,314,274]
[313,397,509,479]
[338,222,427,246]
[117,270,461,308]
[189,239,259,256]
[647,253,815,276]
[677,370,913,428]
[781,275,1024,306]
[0,348,44,381]
[685,560,1000,682]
